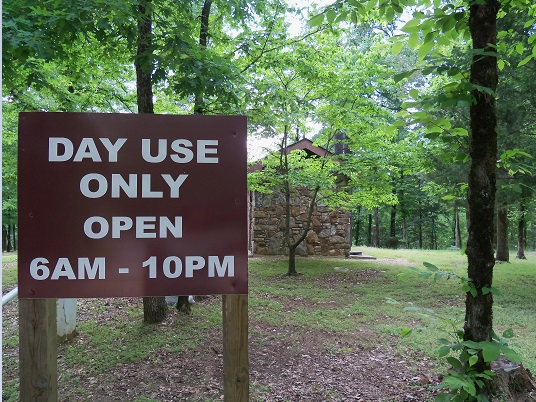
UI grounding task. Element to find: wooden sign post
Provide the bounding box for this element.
[222,294,249,402]
[19,299,58,401]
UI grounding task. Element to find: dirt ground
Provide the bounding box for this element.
[3,295,442,401]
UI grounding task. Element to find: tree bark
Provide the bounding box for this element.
[464,0,500,377]
[418,208,423,249]
[193,0,212,115]
[367,213,372,246]
[354,207,361,245]
[2,225,6,252]
[495,204,509,262]
[516,202,527,259]
[388,203,398,248]
[136,0,154,114]
[373,207,380,248]
[430,216,437,250]
[136,0,167,324]
[6,224,12,252]
[176,296,191,314]
[12,225,17,251]
[454,205,462,249]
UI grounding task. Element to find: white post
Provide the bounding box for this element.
[57,299,77,340]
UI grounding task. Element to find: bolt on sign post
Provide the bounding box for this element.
[18,112,249,401]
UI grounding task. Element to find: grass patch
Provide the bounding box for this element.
[65,302,219,374]
[2,252,18,290]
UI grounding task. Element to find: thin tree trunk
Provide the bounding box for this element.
[193,0,212,115]
[373,207,380,248]
[6,225,12,252]
[496,204,509,262]
[418,208,423,249]
[354,207,361,246]
[455,205,462,249]
[431,216,437,250]
[136,0,154,114]
[367,213,372,246]
[2,225,6,252]
[136,0,167,324]
[176,296,191,314]
[464,0,500,377]
[389,202,397,248]
[517,202,527,259]
[401,216,407,248]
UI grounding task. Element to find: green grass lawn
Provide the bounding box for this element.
[2,248,535,400]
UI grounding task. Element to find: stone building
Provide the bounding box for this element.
[248,139,351,257]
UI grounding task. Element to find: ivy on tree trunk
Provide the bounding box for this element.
[464,0,500,375]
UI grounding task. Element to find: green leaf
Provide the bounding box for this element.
[435,394,450,402]
[469,355,479,366]
[308,13,325,27]
[447,356,463,369]
[423,261,439,271]
[418,41,435,59]
[408,33,420,49]
[518,55,533,67]
[400,19,421,33]
[503,347,522,363]
[497,59,505,70]
[442,15,457,33]
[400,327,413,337]
[515,42,525,55]
[326,9,337,24]
[481,342,500,362]
[393,70,416,82]
[391,41,404,55]
[502,328,515,339]
[438,345,451,357]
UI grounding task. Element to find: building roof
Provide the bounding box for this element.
[249,138,332,172]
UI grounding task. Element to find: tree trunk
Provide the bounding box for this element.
[193,0,212,115]
[367,213,372,246]
[455,205,462,249]
[418,208,423,249]
[2,225,6,252]
[464,0,500,377]
[6,225,12,252]
[12,225,17,251]
[287,185,320,276]
[431,216,437,250]
[388,203,397,248]
[373,207,380,248]
[287,247,297,276]
[354,207,361,246]
[176,296,191,314]
[401,216,407,248]
[418,178,423,249]
[136,0,167,324]
[136,0,154,114]
[143,296,167,324]
[496,204,509,262]
[517,202,527,259]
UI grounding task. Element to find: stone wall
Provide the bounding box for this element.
[250,188,351,257]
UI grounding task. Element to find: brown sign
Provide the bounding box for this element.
[18,112,248,298]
